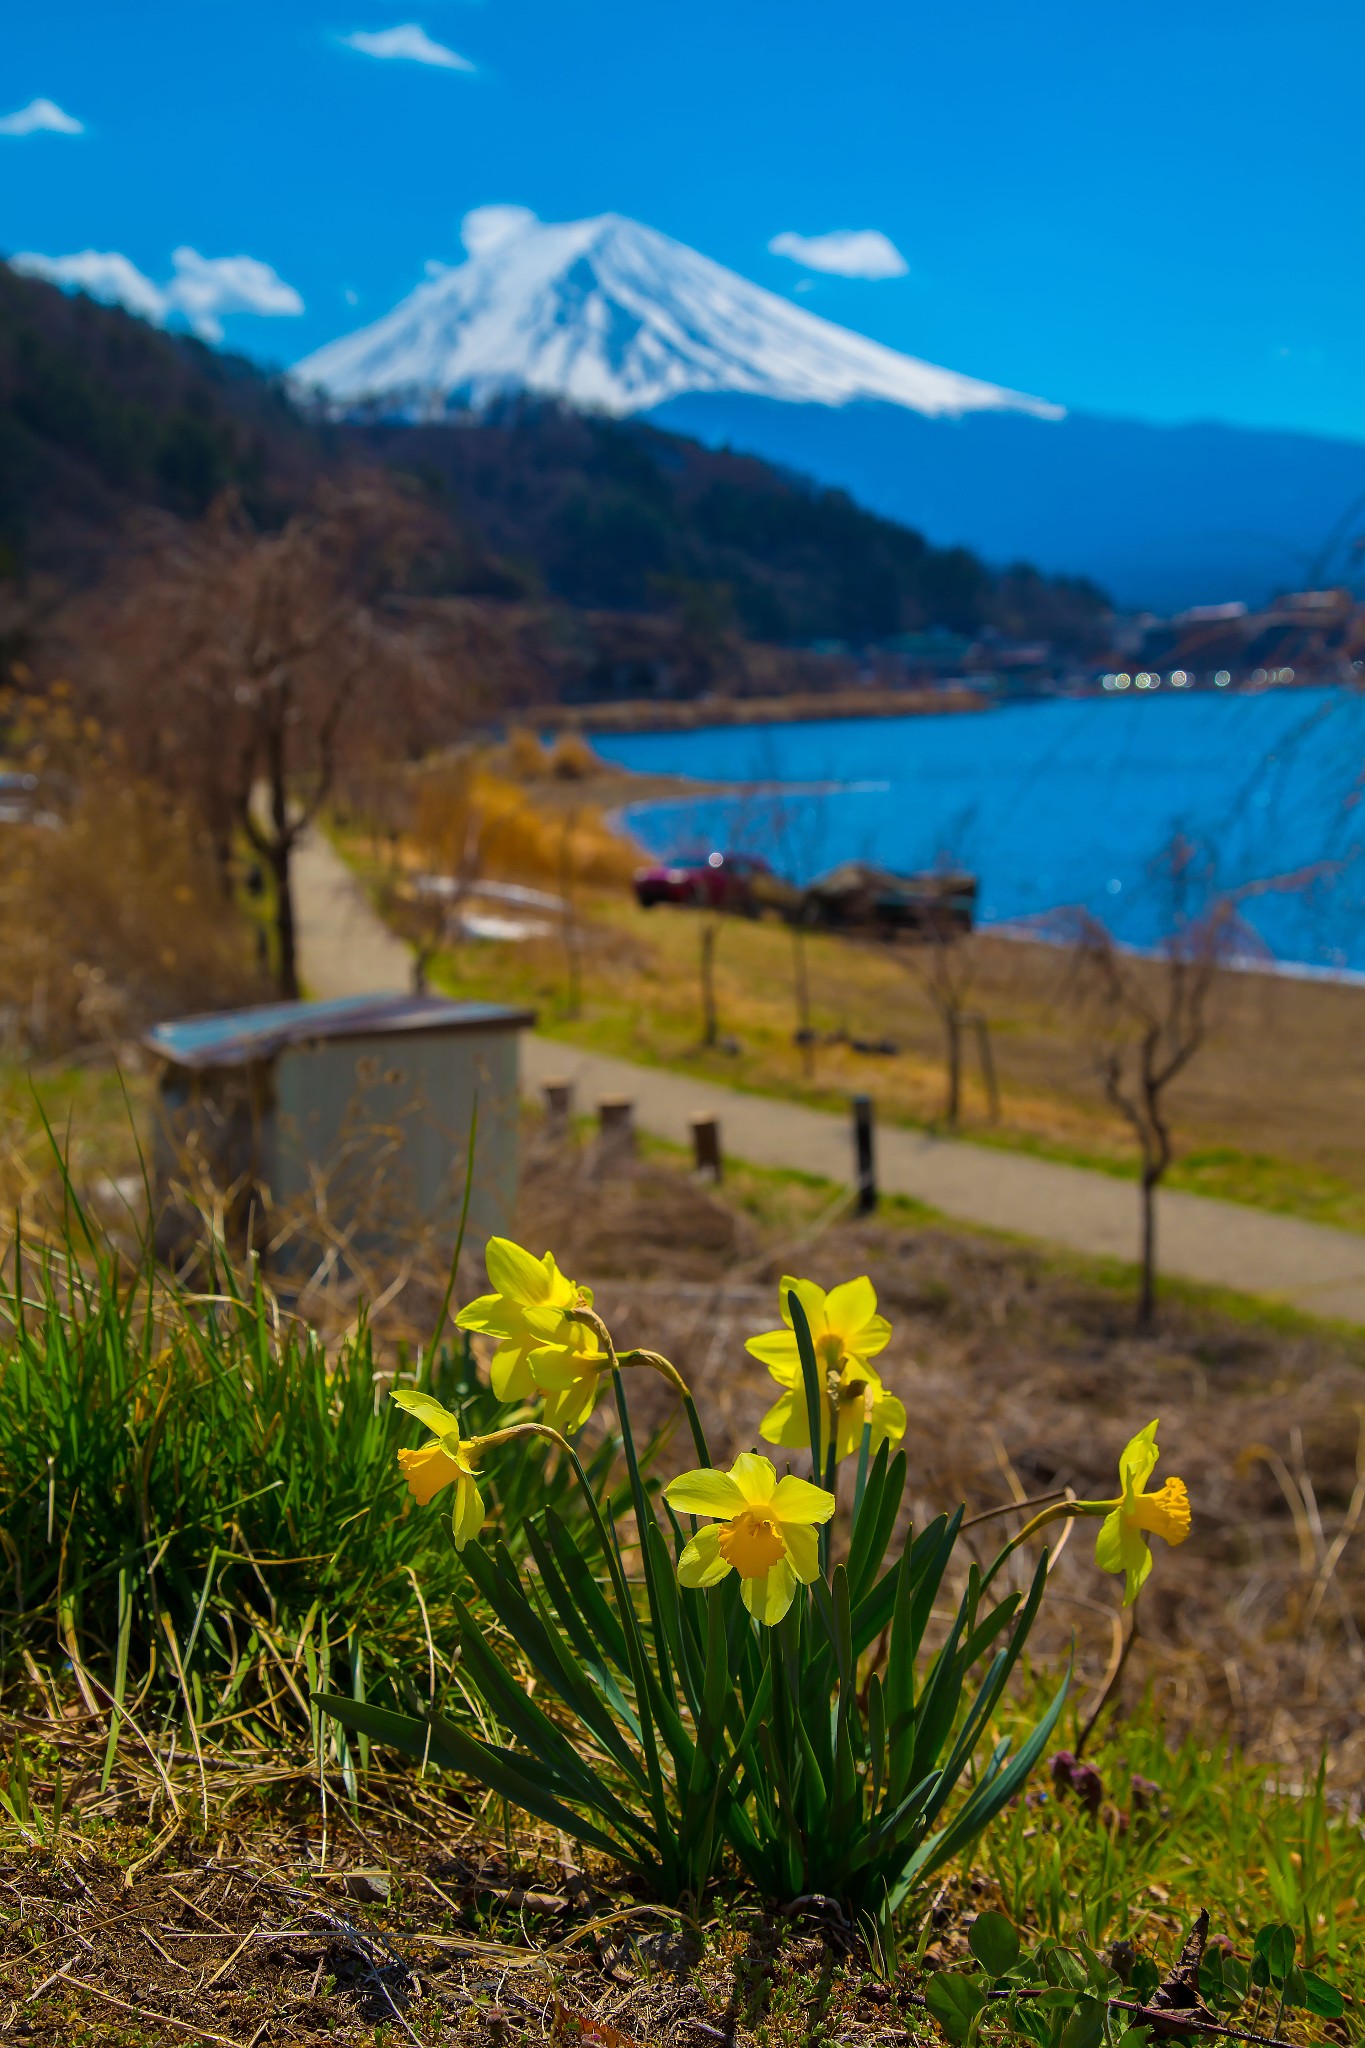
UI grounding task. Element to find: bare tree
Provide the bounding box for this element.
[917,918,979,1126]
[74,478,437,998]
[1065,837,1237,1329]
[395,758,485,995]
[560,807,584,1019]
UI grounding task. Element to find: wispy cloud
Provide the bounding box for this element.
[9,246,305,342]
[0,97,84,137]
[768,228,908,280]
[165,248,305,341]
[10,250,165,319]
[342,24,475,69]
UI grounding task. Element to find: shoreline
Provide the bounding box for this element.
[536,683,987,734]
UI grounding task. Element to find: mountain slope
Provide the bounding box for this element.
[650,393,1365,613]
[295,206,1060,422]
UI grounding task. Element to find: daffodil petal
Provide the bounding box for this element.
[758,1387,813,1450]
[782,1520,822,1583]
[778,1276,829,1335]
[742,1559,798,1625]
[526,1343,591,1392]
[823,1275,880,1339]
[485,1237,555,1305]
[729,1452,779,1507]
[835,1398,869,1463]
[1119,1421,1161,1503]
[664,1468,747,1518]
[870,1391,907,1448]
[390,1388,462,1436]
[744,1329,803,1377]
[488,1344,538,1402]
[677,1525,731,1587]
[1096,1510,1153,1606]
[770,1474,837,1526]
[540,1378,600,1435]
[453,1475,486,1549]
[453,1292,505,1333]
[1094,1507,1127,1576]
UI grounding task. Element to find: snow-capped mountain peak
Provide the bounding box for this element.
[293,206,1063,423]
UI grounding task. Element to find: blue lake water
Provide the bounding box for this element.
[590,689,1365,973]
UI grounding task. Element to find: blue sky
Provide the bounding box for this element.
[5,0,1362,440]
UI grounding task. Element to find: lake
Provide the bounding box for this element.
[590,688,1365,973]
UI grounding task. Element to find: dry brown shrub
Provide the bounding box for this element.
[0,693,264,1055]
[411,759,636,890]
[505,724,551,778]
[548,730,604,779]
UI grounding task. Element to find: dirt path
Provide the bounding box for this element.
[295,829,1365,1323]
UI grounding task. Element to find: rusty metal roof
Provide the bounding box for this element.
[144,992,536,1070]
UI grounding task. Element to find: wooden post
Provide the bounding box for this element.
[690,1111,722,1183]
[597,1095,635,1163]
[542,1077,573,1129]
[852,1094,877,1214]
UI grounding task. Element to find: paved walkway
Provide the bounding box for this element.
[294,829,1365,1324]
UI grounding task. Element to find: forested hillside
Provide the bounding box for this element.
[0,264,1110,664]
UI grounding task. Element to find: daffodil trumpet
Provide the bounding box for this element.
[986,1422,1191,1606]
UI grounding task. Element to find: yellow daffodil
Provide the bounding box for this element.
[996,1419,1191,1606]
[391,1388,486,1548]
[455,1237,607,1432]
[746,1275,904,1464]
[1094,1420,1192,1605]
[663,1452,836,1625]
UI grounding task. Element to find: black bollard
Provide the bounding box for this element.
[852,1094,877,1214]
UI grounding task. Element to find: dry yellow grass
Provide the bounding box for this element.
[0,688,265,1060]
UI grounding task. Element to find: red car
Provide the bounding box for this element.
[633,851,787,915]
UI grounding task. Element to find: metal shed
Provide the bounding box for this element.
[144,992,534,1271]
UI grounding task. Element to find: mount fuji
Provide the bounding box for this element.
[297,208,1365,612]
[294,205,1061,424]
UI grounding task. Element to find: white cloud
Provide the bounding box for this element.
[768,228,908,280]
[10,249,166,320]
[8,245,305,342]
[164,247,305,342]
[342,24,474,69]
[0,97,84,137]
[461,204,537,255]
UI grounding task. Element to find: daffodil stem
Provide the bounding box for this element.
[962,1488,1072,1531]
[983,1496,1106,1591]
[614,1348,711,1465]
